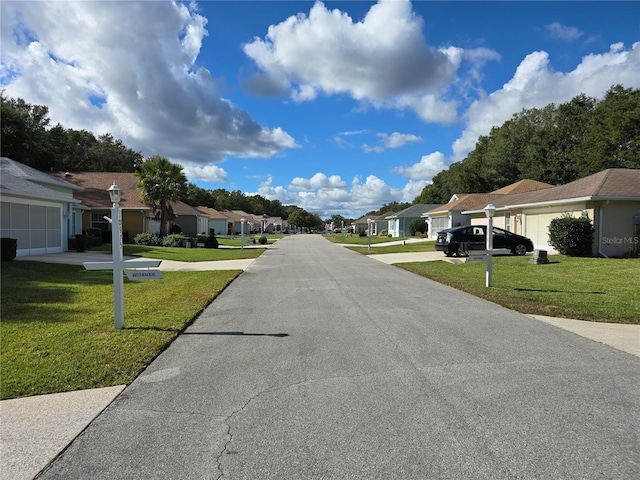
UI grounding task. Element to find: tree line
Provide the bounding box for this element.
[4,84,636,224]
[414,85,640,204]
[0,92,317,224]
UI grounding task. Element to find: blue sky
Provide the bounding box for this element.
[2,1,639,218]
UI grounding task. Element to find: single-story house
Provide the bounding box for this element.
[170,202,210,236]
[423,180,554,240]
[50,171,211,240]
[197,207,233,235]
[222,210,254,235]
[1,157,82,257]
[50,171,160,239]
[461,168,640,257]
[386,204,441,237]
[353,213,394,236]
[261,216,287,234]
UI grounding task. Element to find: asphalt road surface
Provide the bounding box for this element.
[39,235,640,479]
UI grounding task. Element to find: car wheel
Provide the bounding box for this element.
[444,252,453,257]
[456,244,469,257]
[512,243,527,256]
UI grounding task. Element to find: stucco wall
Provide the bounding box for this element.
[597,200,640,257]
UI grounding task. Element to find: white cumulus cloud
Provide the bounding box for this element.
[0,0,298,166]
[242,0,497,124]
[392,152,448,181]
[452,42,640,160]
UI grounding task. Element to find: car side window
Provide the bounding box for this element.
[473,227,484,236]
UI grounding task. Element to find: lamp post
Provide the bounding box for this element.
[367,218,372,252]
[108,183,125,329]
[240,217,245,254]
[484,204,496,287]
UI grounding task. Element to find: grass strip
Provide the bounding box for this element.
[94,244,264,261]
[1,262,240,399]
[348,241,436,255]
[397,256,640,324]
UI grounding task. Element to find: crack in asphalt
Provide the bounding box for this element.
[212,368,407,479]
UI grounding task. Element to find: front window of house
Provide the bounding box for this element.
[91,213,110,231]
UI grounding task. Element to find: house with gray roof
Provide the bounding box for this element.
[1,157,82,256]
[385,204,441,237]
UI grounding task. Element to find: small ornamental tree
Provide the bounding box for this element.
[204,234,219,249]
[548,213,595,256]
[408,218,427,236]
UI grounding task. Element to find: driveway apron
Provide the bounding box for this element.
[39,235,640,480]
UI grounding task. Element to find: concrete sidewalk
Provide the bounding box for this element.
[3,245,639,479]
[15,251,256,271]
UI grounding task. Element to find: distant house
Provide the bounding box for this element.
[386,204,441,237]
[423,180,553,240]
[170,202,210,235]
[353,213,393,236]
[197,207,233,235]
[222,210,253,235]
[462,169,640,257]
[1,157,82,257]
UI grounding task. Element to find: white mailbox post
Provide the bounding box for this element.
[240,217,246,254]
[83,182,162,329]
[484,203,496,287]
[367,218,372,252]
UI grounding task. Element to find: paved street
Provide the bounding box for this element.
[38,235,640,479]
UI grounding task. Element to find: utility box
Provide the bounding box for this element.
[530,249,549,264]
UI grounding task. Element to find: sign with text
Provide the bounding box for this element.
[466,254,488,263]
[125,269,164,281]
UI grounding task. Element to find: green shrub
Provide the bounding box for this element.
[1,238,17,261]
[133,232,162,246]
[409,218,427,236]
[86,227,103,247]
[74,234,87,252]
[258,236,268,245]
[548,214,595,257]
[204,234,219,249]
[162,233,185,247]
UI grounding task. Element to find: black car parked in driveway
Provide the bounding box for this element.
[435,225,534,257]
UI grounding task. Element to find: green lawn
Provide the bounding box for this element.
[349,241,436,255]
[323,234,409,245]
[94,243,264,261]
[1,262,240,400]
[397,256,640,324]
[217,234,283,247]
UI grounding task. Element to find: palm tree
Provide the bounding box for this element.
[135,156,187,237]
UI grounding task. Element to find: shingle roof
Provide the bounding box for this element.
[222,210,252,221]
[1,157,80,202]
[487,168,640,209]
[197,207,232,220]
[491,179,553,195]
[427,194,503,214]
[386,204,442,218]
[172,201,208,216]
[50,171,203,215]
[50,171,149,209]
[354,212,396,223]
